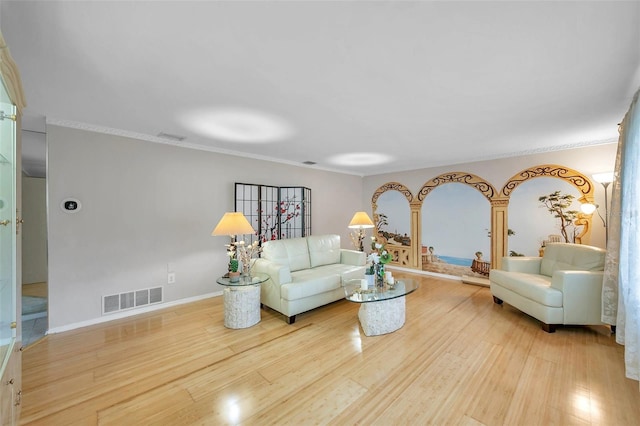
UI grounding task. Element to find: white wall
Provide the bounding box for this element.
[363,143,618,251]
[21,176,47,284]
[47,125,363,330]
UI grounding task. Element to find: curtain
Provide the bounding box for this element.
[602,88,640,384]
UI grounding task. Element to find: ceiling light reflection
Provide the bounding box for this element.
[224,397,241,424]
[351,326,363,353]
[572,390,601,422]
[181,108,294,143]
[329,152,393,167]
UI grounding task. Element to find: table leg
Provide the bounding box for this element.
[223,285,261,329]
[358,296,405,336]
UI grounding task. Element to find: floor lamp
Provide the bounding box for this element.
[592,172,614,246]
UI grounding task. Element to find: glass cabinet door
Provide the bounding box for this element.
[0,78,16,372]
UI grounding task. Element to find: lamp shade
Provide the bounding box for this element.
[592,172,614,184]
[211,212,255,236]
[348,212,374,229]
[580,203,597,214]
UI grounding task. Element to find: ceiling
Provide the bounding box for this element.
[2,1,639,177]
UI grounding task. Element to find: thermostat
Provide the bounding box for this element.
[61,198,82,213]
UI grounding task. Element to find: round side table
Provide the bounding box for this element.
[216,272,269,329]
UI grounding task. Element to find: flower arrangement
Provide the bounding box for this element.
[366,237,392,274]
[229,240,262,275]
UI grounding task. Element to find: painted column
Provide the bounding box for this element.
[410,200,422,269]
[490,197,509,270]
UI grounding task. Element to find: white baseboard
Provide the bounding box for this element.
[386,265,462,282]
[22,311,47,321]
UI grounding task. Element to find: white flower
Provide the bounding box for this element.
[368,253,381,264]
[375,243,383,250]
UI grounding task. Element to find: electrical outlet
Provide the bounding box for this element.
[167,272,176,284]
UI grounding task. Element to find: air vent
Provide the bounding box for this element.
[157,132,186,142]
[103,286,163,315]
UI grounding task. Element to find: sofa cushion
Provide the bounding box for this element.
[282,269,342,300]
[307,234,341,267]
[261,237,311,272]
[540,243,606,277]
[490,269,562,307]
[314,263,366,282]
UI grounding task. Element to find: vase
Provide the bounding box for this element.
[365,274,375,288]
[375,263,384,289]
[242,261,251,277]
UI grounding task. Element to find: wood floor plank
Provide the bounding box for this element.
[19,273,640,425]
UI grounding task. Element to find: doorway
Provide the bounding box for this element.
[21,119,47,347]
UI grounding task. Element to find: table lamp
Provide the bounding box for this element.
[212,211,255,241]
[348,211,375,251]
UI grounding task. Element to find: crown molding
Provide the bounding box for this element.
[368,137,618,176]
[45,118,364,177]
[45,118,617,178]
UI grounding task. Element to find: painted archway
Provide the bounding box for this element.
[371,182,416,267]
[494,164,594,269]
[417,172,497,272]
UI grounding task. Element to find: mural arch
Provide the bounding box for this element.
[417,172,497,202]
[371,182,416,268]
[417,172,496,275]
[493,164,595,269]
[501,164,593,201]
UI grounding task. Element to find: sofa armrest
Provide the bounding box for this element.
[340,249,366,266]
[252,258,292,286]
[500,256,542,274]
[551,270,605,324]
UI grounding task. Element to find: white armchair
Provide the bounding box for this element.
[490,243,607,333]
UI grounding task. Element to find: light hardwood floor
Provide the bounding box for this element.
[22,282,47,298]
[20,273,640,425]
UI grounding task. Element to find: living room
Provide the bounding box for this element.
[1,1,640,424]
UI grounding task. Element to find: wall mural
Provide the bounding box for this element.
[370,164,595,279]
[508,177,584,257]
[422,183,491,277]
[371,182,414,268]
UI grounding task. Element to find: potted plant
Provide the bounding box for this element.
[364,263,375,287]
[228,258,240,283]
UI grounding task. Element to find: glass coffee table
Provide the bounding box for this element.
[343,278,419,336]
[216,272,269,329]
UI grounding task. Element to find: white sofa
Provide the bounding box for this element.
[490,243,607,333]
[253,234,366,324]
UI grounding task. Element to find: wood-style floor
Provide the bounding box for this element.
[20,272,640,425]
[21,282,48,298]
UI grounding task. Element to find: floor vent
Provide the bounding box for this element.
[103,286,163,315]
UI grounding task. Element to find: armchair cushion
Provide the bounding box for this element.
[490,270,561,307]
[540,243,606,276]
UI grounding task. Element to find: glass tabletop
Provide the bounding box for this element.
[343,278,419,303]
[216,272,270,287]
